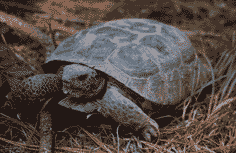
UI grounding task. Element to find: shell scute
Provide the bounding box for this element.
[108,45,159,78]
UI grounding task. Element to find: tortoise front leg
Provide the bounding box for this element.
[7,73,63,111]
[96,83,159,142]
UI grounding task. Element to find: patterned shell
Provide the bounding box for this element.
[46,19,202,105]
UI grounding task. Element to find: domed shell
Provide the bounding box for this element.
[46,19,198,104]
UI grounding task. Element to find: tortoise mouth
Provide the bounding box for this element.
[62,84,87,98]
[58,97,97,113]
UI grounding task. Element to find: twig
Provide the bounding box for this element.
[1,34,7,45]
[232,30,235,48]
[38,98,54,153]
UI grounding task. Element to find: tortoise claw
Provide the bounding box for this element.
[142,118,159,142]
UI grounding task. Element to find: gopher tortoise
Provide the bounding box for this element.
[7,18,210,141]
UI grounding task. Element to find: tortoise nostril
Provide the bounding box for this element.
[77,74,88,80]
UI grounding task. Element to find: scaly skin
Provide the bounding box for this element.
[97,83,159,141]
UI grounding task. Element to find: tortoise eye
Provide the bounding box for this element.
[77,74,88,80]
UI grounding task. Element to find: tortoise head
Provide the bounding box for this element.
[62,64,105,99]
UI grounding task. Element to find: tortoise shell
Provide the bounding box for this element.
[46,18,207,105]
